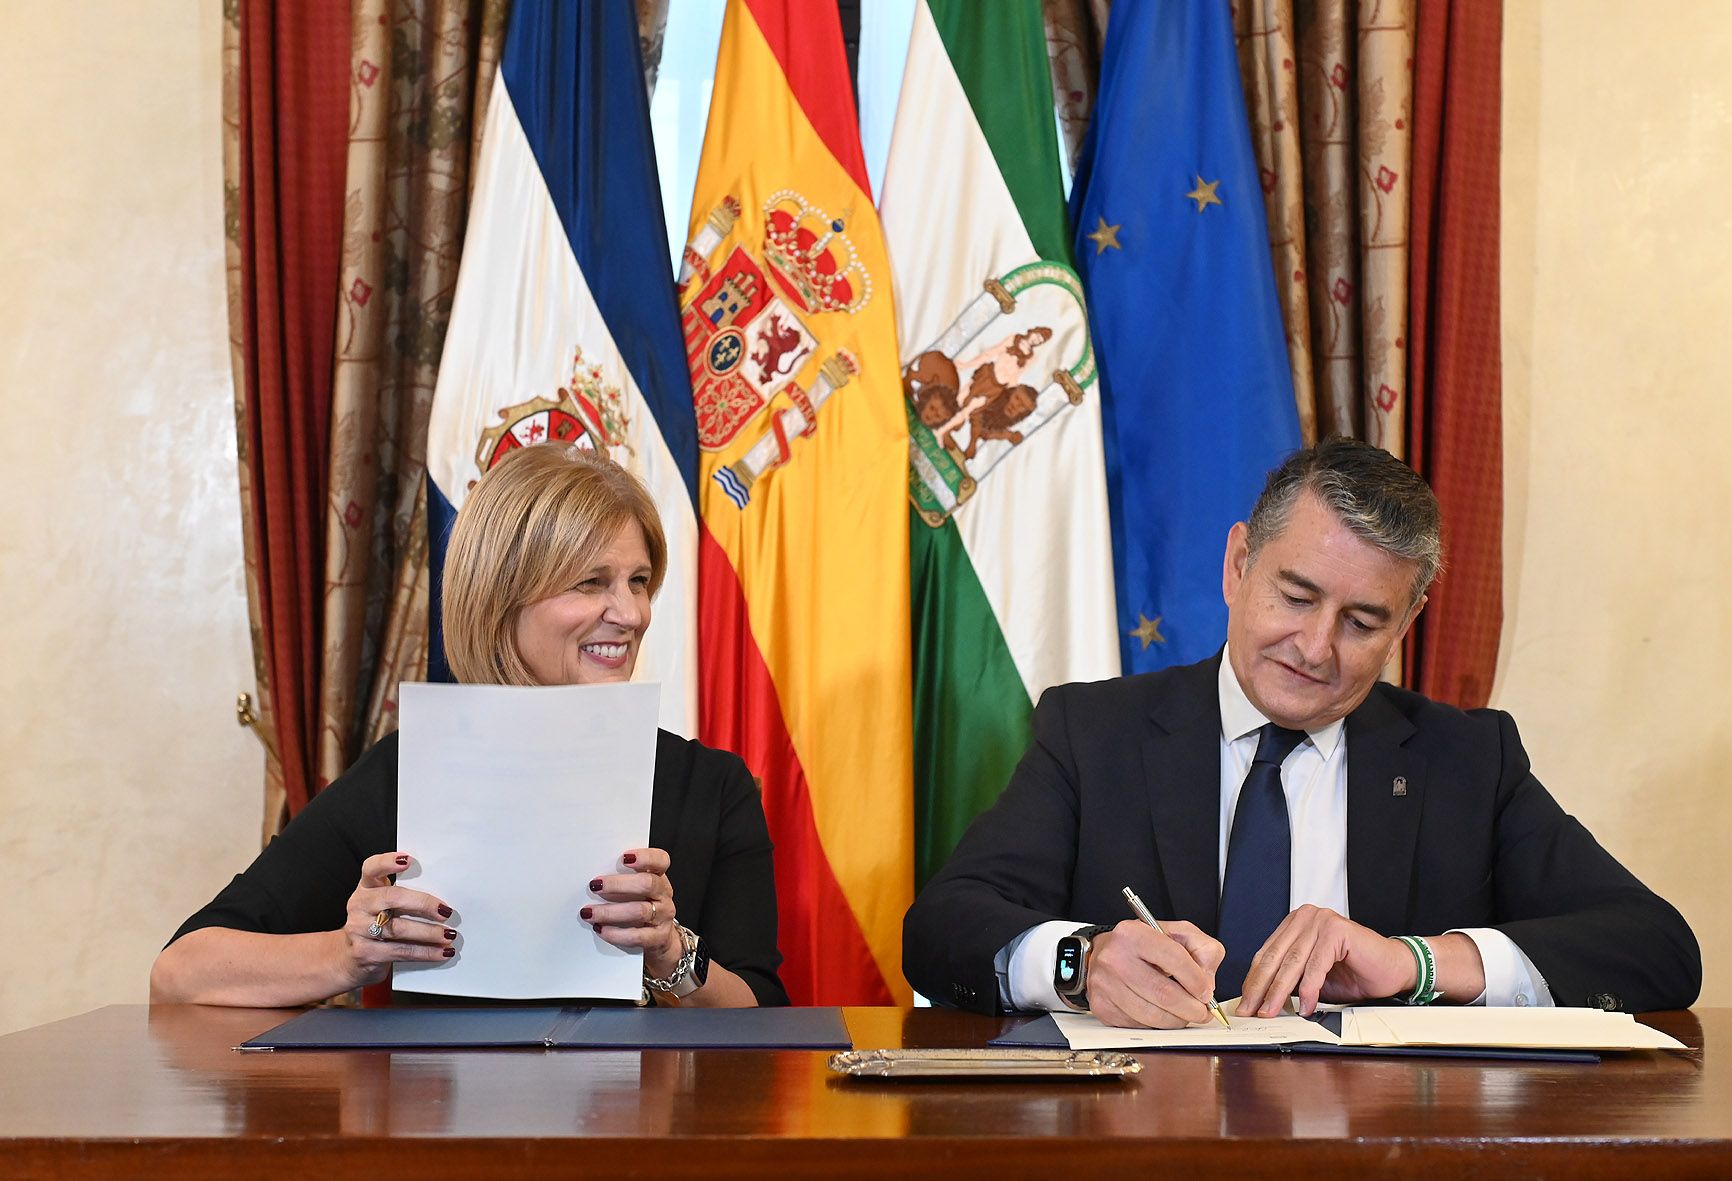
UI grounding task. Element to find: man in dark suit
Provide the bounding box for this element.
[904,438,1700,1026]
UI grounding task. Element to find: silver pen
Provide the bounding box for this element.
[1121,885,1231,1028]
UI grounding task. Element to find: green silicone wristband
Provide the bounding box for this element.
[1397,935,1441,1005]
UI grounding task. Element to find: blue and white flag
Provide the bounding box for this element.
[1071,0,1301,673]
[427,1,699,733]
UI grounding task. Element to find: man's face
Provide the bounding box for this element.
[1222,491,1424,731]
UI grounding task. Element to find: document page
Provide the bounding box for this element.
[394,681,659,1000]
[1054,1002,1687,1052]
[1053,1006,1340,1051]
[1337,1006,1687,1050]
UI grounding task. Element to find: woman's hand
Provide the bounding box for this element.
[335,852,458,988]
[584,847,682,976]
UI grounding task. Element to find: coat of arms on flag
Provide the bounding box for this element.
[902,262,1095,526]
[473,347,634,480]
[679,191,870,508]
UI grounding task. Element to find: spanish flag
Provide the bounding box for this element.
[681,1,912,1004]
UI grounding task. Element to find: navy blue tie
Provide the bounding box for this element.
[1217,723,1307,999]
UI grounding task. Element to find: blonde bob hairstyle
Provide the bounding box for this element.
[441,443,667,686]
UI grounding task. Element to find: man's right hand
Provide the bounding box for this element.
[1084,919,1225,1028]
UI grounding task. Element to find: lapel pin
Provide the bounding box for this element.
[1392,776,1408,797]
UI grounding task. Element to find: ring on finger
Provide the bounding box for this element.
[648,899,658,925]
[366,909,393,941]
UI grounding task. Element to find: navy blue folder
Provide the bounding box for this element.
[238,1005,853,1051]
[988,1013,1599,1063]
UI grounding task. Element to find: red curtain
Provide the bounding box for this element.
[1403,0,1504,709]
[234,0,351,816]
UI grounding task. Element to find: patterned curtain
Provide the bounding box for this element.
[1234,0,1415,452]
[318,0,512,799]
[638,0,671,97]
[1041,0,1110,174]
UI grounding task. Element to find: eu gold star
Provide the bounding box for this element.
[1085,216,1123,254]
[1185,176,1222,212]
[1130,613,1165,650]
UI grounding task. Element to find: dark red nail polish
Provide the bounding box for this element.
[623,853,637,865]
[588,878,603,892]
[443,928,457,940]
[395,855,410,867]
[442,947,456,958]
[591,923,602,934]
[437,905,452,918]
[580,907,594,920]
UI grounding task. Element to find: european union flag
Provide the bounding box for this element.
[1071,0,1301,673]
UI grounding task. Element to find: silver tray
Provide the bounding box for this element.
[827,1047,1142,1080]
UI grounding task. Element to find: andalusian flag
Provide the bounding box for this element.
[881,0,1119,887]
[682,0,912,1004]
[427,2,699,734]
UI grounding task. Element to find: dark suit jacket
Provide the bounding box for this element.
[904,656,1700,1015]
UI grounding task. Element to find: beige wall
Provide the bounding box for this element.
[0,2,1724,1036]
[0,3,259,1035]
[1498,0,1732,1005]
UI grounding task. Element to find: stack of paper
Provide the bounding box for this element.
[1053,1002,1687,1053]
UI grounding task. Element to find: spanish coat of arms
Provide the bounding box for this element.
[678,190,871,509]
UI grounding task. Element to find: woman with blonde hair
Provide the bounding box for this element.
[152,444,785,1008]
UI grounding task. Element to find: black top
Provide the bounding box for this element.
[173,729,788,1007]
[905,655,1701,1016]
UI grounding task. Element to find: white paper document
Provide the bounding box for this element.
[394,680,660,1000]
[1333,1005,1686,1050]
[1054,1001,1686,1052]
[1054,1008,1341,1051]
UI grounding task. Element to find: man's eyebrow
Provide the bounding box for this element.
[1276,568,1394,621]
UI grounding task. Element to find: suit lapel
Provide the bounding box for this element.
[1142,658,1226,934]
[1344,687,1424,935]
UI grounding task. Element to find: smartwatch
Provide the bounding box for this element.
[645,925,712,998]
[678,930,712,998]
[1053,924,1114,1011]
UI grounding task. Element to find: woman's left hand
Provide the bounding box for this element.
[584,848,682,976]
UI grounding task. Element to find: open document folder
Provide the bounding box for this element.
[237,1006,853,1052]
[393,680,659,1001]
[1043,1002,1687,1053]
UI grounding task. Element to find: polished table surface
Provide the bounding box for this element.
[0,1005,1724,1179]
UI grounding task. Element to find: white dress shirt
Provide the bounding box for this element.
[997,649,1554,1012]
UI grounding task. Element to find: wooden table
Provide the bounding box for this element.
[0,1005,1723,1179]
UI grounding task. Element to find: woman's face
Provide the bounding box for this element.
[513,520,653,686]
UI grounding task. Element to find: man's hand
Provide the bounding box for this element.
[1236,905,1415,1017]
[1085,919,1224,1029]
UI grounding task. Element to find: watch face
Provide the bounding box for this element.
[691,935,711,986]
[1055,938,1084,992]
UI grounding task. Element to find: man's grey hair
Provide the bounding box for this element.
[1245,436,1444,602]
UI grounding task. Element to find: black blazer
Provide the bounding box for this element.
[903,656,1699,1015]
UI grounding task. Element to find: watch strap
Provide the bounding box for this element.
[670,932,710,998]
[645,925,702,995]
